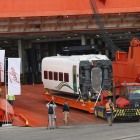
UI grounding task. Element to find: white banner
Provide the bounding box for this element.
[8,58,21,95]
[0,50,5,82]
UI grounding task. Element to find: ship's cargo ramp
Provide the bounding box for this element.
[1,84,106,127]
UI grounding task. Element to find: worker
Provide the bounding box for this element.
[63,100,70,124]
[105,98,115,126]
[133,89,140,94]
[0,88,1,97]
[132,89,140,98]
[6,95,15,106]
[46,101,57,129]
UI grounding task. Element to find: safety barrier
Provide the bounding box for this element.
[19,114,29,126]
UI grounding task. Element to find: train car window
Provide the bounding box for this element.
[44,71,48,79]
[64,73,69,82]
[54,72,58,81]
[59,72,63,81]
[49,71,53,80]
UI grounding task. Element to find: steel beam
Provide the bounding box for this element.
[55,17,61,30]
[24,18,28,31]
[116,14,125,27]
[71,16,77,29]
[86,16,93,28]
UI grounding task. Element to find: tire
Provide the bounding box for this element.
[0,122,2,127]
[94,107,98,118]
[134,119,139,122]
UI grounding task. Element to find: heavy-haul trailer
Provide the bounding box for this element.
[42,49,140,120]
[42,54,113,113]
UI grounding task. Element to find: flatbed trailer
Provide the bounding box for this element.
[94,105,140,120]
[42,92,101,113]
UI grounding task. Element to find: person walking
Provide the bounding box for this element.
[105,98,115,126]
[63,100,70,124]
[46,101,57,129]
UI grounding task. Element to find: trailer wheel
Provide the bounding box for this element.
[0,122,2,127]
[134,119,139,122]
[94,107,98,118]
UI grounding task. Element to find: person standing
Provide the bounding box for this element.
[0,88,1,97]
[46,101,57,129]
[105,98,115,126]
[7,95,15,106]
[63,100,70,124]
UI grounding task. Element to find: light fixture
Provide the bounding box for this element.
[36,39,40,40]
[67,36,70,38]
[137,29,140,30]
[4,41,8,43]
[96,35,100,37]
[43,36,46,37]
[120,36,122,38]
[74,34,78,36]
[128,32,131,33]
[20,17,26,20]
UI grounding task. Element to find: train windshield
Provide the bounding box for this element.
[91,68,102,94]
[125,86,140,100]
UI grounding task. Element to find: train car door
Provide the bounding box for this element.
[91,68,102,94]
[73,66,77,92]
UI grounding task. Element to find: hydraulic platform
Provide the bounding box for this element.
[42,93,101,113]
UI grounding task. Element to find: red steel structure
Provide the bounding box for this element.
[0,0,139,34]
[0,0,140,17]
[113,38,140,83]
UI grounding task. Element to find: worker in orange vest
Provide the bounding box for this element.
[105,98,115,126]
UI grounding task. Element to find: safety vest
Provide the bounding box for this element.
[0,88,1,95]
[105,102,115,112]
[133,90,140,94]
[7,95,15,100]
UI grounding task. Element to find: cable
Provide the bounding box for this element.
[89,0,123,53]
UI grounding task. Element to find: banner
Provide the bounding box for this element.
[0,50,5,82]
[8,58,21,95]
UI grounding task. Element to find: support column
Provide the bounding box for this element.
[112,51,115,60]
[81,35,87,45]
[18,39,24,84]
[98,40,102,54]
[18,40,23,74]
[53,42,57,56]
[36,43,41,59]
[90,37,95,44]
[28,43,32,48]
[44,43,49,57]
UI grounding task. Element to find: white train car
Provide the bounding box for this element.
[42,54,113,101]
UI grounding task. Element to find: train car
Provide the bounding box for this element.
[42,54,113,101]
